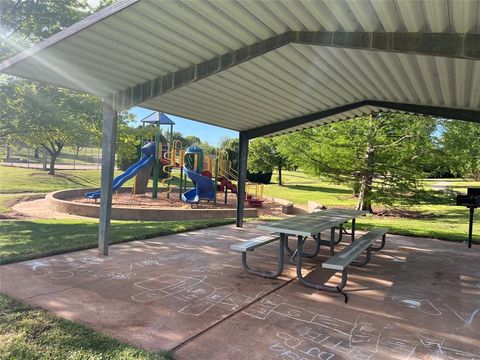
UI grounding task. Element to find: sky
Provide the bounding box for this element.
[130,107,237,146]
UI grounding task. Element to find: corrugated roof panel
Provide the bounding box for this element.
[423,0,449,32]
[323,0,363,31]
[370,0,402,32]
[133,45,479,135]
[138,2,230,54]
[74,31,169,75]
[189,81,290,120]
[284,46,359,102]
[449,0,479,33]
[345,0,382,32]
[378,51,418,102]
[228,62,320,112]
[395,0,427,32]
[259,50,339,106]
[182,1,262,44]
[261,1,307,31]
[0,0,478,137]
[205,75,299,117]
[56,41,157,81]
[119,7,218,59]
[470,62,480,108]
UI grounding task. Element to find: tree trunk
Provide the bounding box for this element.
[44,141,64,176]
[356,150,374,213]
[352,179,360,197]
[6,145,11,160]
[278,165,282,186]
[356,117,376,213]
[34,147,40,159]
[42,149,47,171]
[48,154,57,175]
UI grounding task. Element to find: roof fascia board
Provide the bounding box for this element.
[243,101,369,139]
[0,0,139,71]
[120,31,479,111]
[243,100,480,139]
[295,32,479,60]
[366,101,480,123]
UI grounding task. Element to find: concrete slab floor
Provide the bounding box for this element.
[0,223,478,359]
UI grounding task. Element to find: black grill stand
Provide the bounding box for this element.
[456,187,479,248]
[468,206,475,249]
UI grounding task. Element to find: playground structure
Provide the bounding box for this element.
[85,112,264,207]
[179,145,264,207]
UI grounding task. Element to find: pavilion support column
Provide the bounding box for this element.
[236,132,249,227]
[98,96,118,255]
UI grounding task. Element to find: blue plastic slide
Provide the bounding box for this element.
[181,166,215,203]
[85,142,156,200]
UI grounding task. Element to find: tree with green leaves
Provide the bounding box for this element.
[276,113,438,212]
[442,121,480,181]
[0,0,124,175]
[248,137,289,185]
[1,79,105,174]
[1,0,92,60]
[218,137,239,170]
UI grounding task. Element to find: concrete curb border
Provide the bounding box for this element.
[46,188,258,221]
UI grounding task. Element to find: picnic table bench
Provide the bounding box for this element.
[230,209,388,302]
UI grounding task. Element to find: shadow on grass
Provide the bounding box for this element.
[281,184,351,195]
[0,219,235,265]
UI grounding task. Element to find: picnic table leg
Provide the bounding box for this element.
[286,234,320,261]
[371,233,387,251]
[351,219,356,242]
[295,235,349,303]
[352,245,372,266]
[285,235,295,255]
[333,224,343,244]
[329,227,335,256]
[241,236,285,278]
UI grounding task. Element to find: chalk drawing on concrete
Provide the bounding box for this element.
[443,303,480,326]
[243,294,480,360]
[24,256,139,281]
[132,274,265,317]
[391,295,442,316]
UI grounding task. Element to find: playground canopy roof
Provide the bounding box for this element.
[1,0,479,138]
[141,112,175,125]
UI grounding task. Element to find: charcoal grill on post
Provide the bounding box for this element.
[455,187,480,248]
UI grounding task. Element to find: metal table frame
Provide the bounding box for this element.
[255,209,368,299]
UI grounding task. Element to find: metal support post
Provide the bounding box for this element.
[214,158,219,204]
[152,125,160,198]
[98,96,118,256]
[468,207,475,248]
[236,132,249,227]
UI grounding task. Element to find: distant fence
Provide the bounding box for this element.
[0,144,105,170]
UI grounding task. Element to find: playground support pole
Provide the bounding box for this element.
[152,123,160,198]
[236,132,248,227]
[214,158,219,205]
[98,96,118,256]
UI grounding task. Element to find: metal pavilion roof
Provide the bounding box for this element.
[1,0,479,137]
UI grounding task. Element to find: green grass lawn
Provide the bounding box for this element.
[264,171,480,243]
[0,218,235,265]
[0,166,106,193]
[0,294,171,360]
[0,165,186,194]
[0,194,22,214]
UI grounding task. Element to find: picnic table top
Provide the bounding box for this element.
[256,208,368,237]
